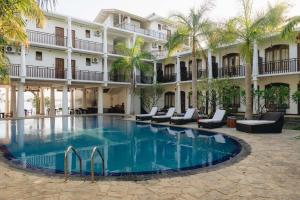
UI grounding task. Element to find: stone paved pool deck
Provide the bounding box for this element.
[0,120,299,200]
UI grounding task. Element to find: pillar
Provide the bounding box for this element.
[82,88,87,109]
[103,26,108,85]
[153,61,157,84]
[17,83,25,118]
[252,40,259,114]
[5,87,9,113]
[175,84,181,113]
[20,45,26,83]
[62,84,68,115]
[176,56,181,82]
[70,89,75,110]
[10,85,17,117]
[207,49,213,80]
[40,88,45,115]
[67,16,72,83]
[97,86,103,114]
[50,87,55,117]
[126,88,132,115]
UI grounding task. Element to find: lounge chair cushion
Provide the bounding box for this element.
[198,119,222,123]
[212,109,226,121]
[171,108,196,120]
[152,107,175,119]
[136,107,158,117]
[237,120,275,125]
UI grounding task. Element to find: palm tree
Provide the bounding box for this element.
[165,1,215,109]
[220,0,288,119]
[110,37,152,114]
[0,0,56,79]
[281,16,300,41]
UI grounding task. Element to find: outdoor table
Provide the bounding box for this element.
[227,116,237,128]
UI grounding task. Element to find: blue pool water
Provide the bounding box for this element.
[0,116,242,176]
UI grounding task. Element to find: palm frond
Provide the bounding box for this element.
[281,16,300,42]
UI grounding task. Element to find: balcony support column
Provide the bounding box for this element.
[103,26,108,85]
[126,88,132,115]
[175,84,181,114]
[208,49,213,80]
[97,86,103,114]
[67,16,72,84]
[40,88,45,115]
[10,85,16,117]
[62,84,69,115]
[176,56,181,82]
[17,83,25,118]
[20,44,26,83]
[252,40,259,114]
[5,87,9,114]
[153,61,157,84]
[50,87,56,117]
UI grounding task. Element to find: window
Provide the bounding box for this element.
[85,30,91,38]
[164,92,175,108]
[86,58,91,66]
[265,45,289,62]
[36,51,42,61]
[158,24,162,31]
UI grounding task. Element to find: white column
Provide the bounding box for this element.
[67,16,72,83]
[62,85,68,115]
[103,26,108,84]
[176,56,181,82]
[126,88,132,115]
[252,40,259,114]
[10,85,17,117]
[97,86,103,114]
[50,87,55,117]
[153,61,157,84]
[40,88,45,115]
[175,84,181,113]
[17,83,25,118]
[70,89,75,110]
[5,87,9,113]
[20,45,26,83]
[82,88,87,109]
[208,49,213,80]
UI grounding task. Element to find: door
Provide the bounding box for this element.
[180,91,186,113]
[72,30,76,48]
[71,60,76,79]
[55,58,65,79]
[55,27,65,46]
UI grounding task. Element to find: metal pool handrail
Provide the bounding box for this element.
[64,146,82,182]
[90,146,105,182]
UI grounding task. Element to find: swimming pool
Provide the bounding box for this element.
[0,116,243,177]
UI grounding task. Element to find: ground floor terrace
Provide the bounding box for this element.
[0,116,299,200]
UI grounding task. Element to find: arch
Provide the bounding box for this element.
[265,44,289,62]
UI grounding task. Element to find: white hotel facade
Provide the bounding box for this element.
[3,9,300,118]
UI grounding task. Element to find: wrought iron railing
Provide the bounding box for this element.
[74,70,103,81]
[217,65,245,78]
[74,39,103,52]
[27,30,67,47]
[259,58,300,75]
[136,75,153,84]
[109,72,130,82]
[157,73,176,83]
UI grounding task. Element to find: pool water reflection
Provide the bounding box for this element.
[0,116,242,176]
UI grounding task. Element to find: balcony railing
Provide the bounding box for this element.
[136,75,153,84]
[26,65,66,79]
[181,69,208,81]
[107,44,124,55]
[217,65,245,78]
[27,30,67,47]
[116,23,167,40]
[109,72,130,82]
[151,50,167,59]
[74,70,103,81]
[259,58,300,75]
[74,39,103,52]
[7,64,20,77]
[157,73,176,83]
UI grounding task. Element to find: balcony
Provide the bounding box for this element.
[136,75,153,84]
[8,65,20,77]
[8,65,66,79]
[181,69,208,81]
[74,70,103,81]
[74,39,103,52]
[217,65,245,78]
[107,44,124,55]
[157,73,176,83]
[151,50,167,59]
[27,30,67,47]
[259,58,300,75]
[109,72,130,82]
[116,23,167,40]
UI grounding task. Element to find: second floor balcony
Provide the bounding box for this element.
[27,30,67,48]
[73,39,103,52]
[217,65,245,78]
[109,72,130,83]
[136,74,153,84]
[259,58,300,75]
[181,69,208,81]
[116,23,167,40]
[74,70,103,81]
[157,73,176,83]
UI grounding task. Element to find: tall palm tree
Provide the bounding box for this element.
[165,1,215,109]
[0,0,56,79]
[220,0,288,119]
[110,37,152,113]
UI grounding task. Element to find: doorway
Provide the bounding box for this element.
[180,91,186,113]
[55,58,65,79]
[55,27,65,46]
[71,60,76,79]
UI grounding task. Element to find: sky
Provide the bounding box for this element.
[54,0,300,22]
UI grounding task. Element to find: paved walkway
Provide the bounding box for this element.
[0,123,299,200]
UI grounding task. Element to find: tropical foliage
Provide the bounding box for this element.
[110,37,153,93]
[166,1,218,109]
[0,0,56,80]
[218,0,289,119]
[139,84,164,112]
